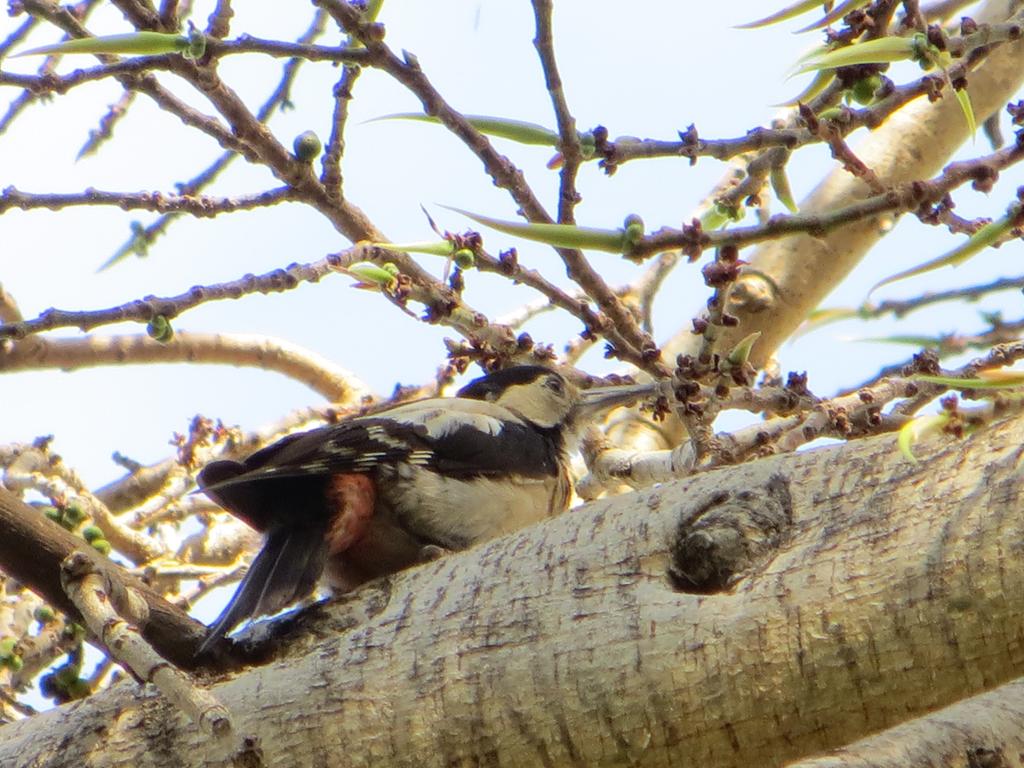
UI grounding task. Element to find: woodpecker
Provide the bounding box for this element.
[196,365,652,653]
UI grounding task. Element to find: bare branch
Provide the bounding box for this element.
[61,553,232,736]
[531,0,582,224]
[0,186,293,216]
[0,332,368,401]
[633,138,1024,259]
[320,61,361,197]
[318,0,662,373]
[0,486,207,669]
[0,251,343,340]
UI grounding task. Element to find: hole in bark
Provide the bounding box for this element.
[668,474,793,593]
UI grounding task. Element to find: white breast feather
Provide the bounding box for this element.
[379,464,570,546]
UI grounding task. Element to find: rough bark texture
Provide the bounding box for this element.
[2,413,1023,767]
[790,677,1024,767]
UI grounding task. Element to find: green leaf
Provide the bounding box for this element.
[368,240,455,257]
[345,261,399,291]
[777,69,834,106]
[699,202,743,232]
[737,0,832,29]
[726,332,762,366]
[954,86,977,139]
[770,165,799,213]
[796,0,873,32]
[926,48,977,137]
[364,0,385,22]
[793,35,922,74]
[897,413,949,463]
[442,207,628,253]
[870,211,1016,294]
[372,113,561,147]
[17,31,192,58]
[853,334,947,347]
[914,372,1024,389]
[99,218,168,272]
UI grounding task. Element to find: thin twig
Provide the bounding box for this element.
[61,553,233,736]
[205,0,233,39]
[0,251,341,340]
[318,0,663,374]
[0,186,293,216]
[531,0,582,224]
[850,275,1024,321]
[633,139,1024,259]
[105,10,331,263]
[321,59,361,198]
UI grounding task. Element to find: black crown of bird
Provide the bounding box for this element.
[196,365,653,654]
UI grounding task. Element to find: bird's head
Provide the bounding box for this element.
[457,365,655,433]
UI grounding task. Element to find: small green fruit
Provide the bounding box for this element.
[623,214,644,247]
[146,315,173,343]
[62,505,86,527]
[293,131,322,162]
[34,606,56,624]
[184,27,206,61]
[0,637,17,659]
[453,248,475,270]
[849,75,882,105]
[91,539,112,556]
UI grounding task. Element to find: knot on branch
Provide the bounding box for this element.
[668,475,792,593]
[60,551,150,627]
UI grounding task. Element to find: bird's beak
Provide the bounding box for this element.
[574,381,659,423]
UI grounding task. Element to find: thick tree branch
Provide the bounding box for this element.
[789,676,1024,766]
[3,412,1024,765]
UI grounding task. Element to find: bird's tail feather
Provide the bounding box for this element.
[197,522,327,656]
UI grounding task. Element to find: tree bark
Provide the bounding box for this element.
[789,676,1024,768]
[2,413,1023,767]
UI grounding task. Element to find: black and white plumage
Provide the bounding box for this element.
[196,365,652,653]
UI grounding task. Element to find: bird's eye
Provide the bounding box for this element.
[545,375,564,394]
